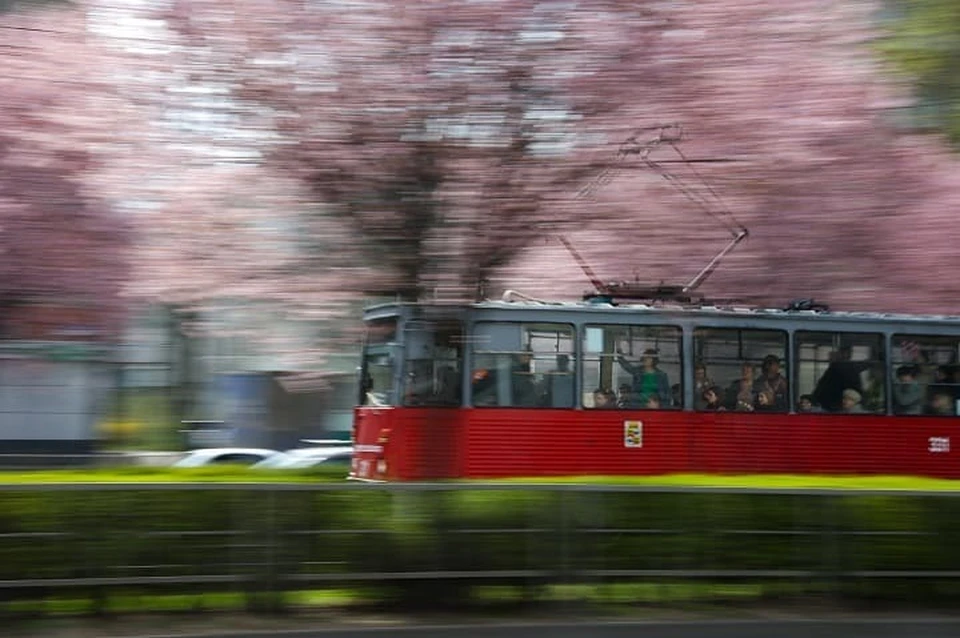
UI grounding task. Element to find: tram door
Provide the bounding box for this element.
[399,316,464,478]
[352,315,401,480]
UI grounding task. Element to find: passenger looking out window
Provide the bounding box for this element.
[840,388,866,414]
[928,392,955,416]
[726,362,758,412]
[893,365,924,415]
[754,355,788,411]
[617,384,640,409]
[593,387,617,409]
[797,394,821,413]
[693,363,714,410]
[755,389,777,412]
[702,386,726,411]
[617,347,671,408]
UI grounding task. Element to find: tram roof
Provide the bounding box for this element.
[363,298,960,328]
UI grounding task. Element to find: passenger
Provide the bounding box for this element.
[545,354,574,408]
[812,346,873,412]
[840,388,866,414]
[693,362,714,410]
[617,384,640,409]
[616,347,672,407]
[950,364,960,400]
[436,365,460,405]
[753,355,788,411]
[929,364,953,397]
[644,393,662,410]
[754,389,776,412]
[726,362,757,411]
[511,350,539,407]
[702,385,726,411]
[797,394,821,413]
[362,374,387,406]
[927,391,955,416]
[603,388,618,407]
[892,365,923,415]
[471,368,498,406]
[593,387,616,409]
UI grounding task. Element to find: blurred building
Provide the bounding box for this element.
[120,303,357,452]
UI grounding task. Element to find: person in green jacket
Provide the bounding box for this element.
[616,347,671,408]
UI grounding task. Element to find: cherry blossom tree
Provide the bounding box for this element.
[0,4,134,340]
[148,0,960,317]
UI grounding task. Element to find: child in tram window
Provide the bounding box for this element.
[693,362,714,409]
[754,389,776,412]
[702,386,726,411]
[797,394,821,413]
[893,365,923,415]
[840,388,866,414]
[644,393,662,410]
[753,355,788,411]
[927,392,955,416]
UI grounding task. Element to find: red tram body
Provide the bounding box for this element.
[351,299,960,481]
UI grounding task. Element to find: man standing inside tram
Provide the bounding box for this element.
[616,346,672,408]
[511,349,539,407]
[813,345,873,413]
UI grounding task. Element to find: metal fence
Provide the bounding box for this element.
[1,483,959,612]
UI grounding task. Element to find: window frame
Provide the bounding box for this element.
[793,330,886,415]
[692,326,789,413]
[400,318,465,408]
[890,333,960,417]
[469,320,577,408]
[581,322,683,410]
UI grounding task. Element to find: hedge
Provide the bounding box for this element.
[1,473,960,616]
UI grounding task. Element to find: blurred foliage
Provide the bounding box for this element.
[878,0,960,145]
[1,485,960,614]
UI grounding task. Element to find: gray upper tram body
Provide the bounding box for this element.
[361,296,960,414]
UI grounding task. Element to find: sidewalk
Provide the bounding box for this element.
[9,607,960,638]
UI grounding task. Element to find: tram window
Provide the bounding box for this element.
[693,328,788,412]
[891,335,960,416]
[402,320,463,407]
[471,322,575,408]
[795,332,884,414]
[365,317,397,345]
[582,324,681,410]
[359,350,396,407]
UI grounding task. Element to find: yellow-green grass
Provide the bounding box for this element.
[482,473,960,491]
[0,466,347,484]
[0,468,957,492]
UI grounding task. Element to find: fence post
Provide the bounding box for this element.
[822,493,841,601]
[558,488,572,587]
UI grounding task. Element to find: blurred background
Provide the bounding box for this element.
[0,0,958,460]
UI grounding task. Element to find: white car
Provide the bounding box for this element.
[252,446,353,470]
[172,447,282,468]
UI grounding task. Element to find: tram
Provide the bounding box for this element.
[351,294,960,481]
